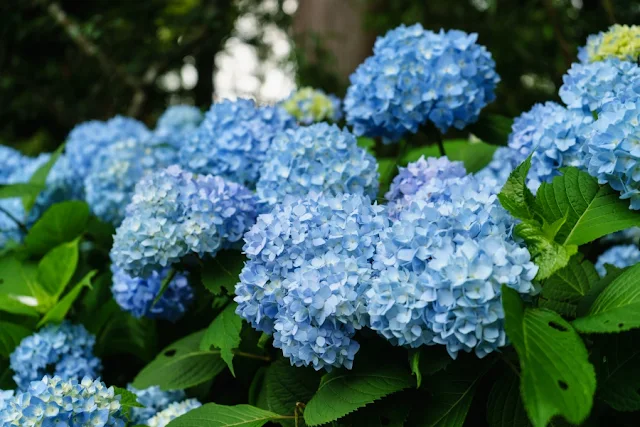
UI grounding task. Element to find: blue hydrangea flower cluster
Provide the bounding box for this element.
[583,99,640,209]
[147,399,202,427]
[595,244,640,276]
[127,385,186,425]
[344,24,499,141]
[0,376,125,427]
[281,87,343,124]
[179,99,296,187]
[65,116,150,187]
[559,59,640,114]
[507,102,593,192]
[112,165,258,277]
[111,265,193,322]
[367,174,538,358]
[85,138,178,225]
[475,146,526,186]
[256,123,379,205]
[153,105,204,149]
[600,227,640,245]
[0,145,28,181]
[10,322,102,390]
[385,155,466,214]
[235,193,388,370]
[0,390,13,412]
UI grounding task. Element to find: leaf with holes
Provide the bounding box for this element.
[133,330,226,391]
[572,262,640,334]
[201,251,246,296]
[200,303,243,376]
[498,155,536,221]
[536,168,640,247]
[539,254,598,318]
[0,321,32,358]
[486,369,530,427]
[37,270,95,327]
[256,359,321,426]
[595,331,640,411]
[37,239,79,300]
[25,201,90,256]
[165,403,292,427]
[503,286,596,427]
[303,363,413,426]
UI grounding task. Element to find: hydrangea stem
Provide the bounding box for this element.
[434,130,446,157]
[0,205,27,233]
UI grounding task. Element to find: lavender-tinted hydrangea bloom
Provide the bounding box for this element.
[386,155,466,214]
[111,165,258,277]
[256,123,379,205]
[127,385,186,425]
[507,102,593,192]
[147,399,202,427]
[178,99,296,187]
[10,322,102,390]
[236,193,388,370]
[85,138,178,225]
[0,376,125,426]
[345,24,499,142]
[367,174,538,358]
[559,59,640,114]
[595,244,640,276]
[111,265,193,322]
[583,99,640,209]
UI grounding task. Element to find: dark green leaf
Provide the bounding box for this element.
[596,331,640,411]
[409,347,451,388]
[486,369,530,427]
[133,330,226,390]
[356,137,375,155]
[256,359,321,426]
[0,321,31,358]
[572,262,640,333]
[576,266,625,317]
[165,403,291,427]
[114,386,144,408]
[0,294,39,317]
[25,201,90,256]
[37,239,79,299]
[377,157,397,197]
[0,255,50,308]
[340,392,411,427]
[514,221,577,280]
[536,168,640,247]
[304,363,413,426]
[202,251,246,296]
[460,140,498,173]
[0,183,44,200]
[37,270,95,327]
[503,286,596,427]
[467,113,513,146]
[200,303,243,376]
[498,155,535,220]
[539,254,598,318]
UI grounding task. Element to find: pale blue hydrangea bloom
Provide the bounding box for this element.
[367,174,538,358]
[0,390,13,411]
[344,24,499,142]
[127,385,186,426]
[583,99,640,209]
[85,138,178,225]
[386,156,466,214]
[236,193,388,370]
[475,146,526,186]
[256,123,379,205]
[595,244,640,276]
[507,102,593,192]
[0,376,125,426]
[147,399,202,427]
[0,145,28,181]
[178,99,296,187]
[154,105,203,149]
[111,266,193,322]
[10,322,102,390]
[111,165,258,277]
[559,59,640,114]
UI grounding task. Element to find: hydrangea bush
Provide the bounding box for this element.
[2,23,640,427]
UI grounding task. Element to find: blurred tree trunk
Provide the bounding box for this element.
[293,0,375,91]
